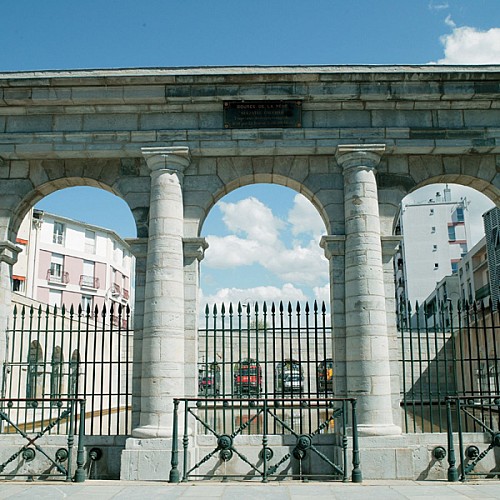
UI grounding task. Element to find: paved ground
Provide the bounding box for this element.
[1,480,500,499]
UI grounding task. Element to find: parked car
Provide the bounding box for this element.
[317,358,334,392]
[233,358,262,395]
[198,362,221,396]
[275,359,304,393]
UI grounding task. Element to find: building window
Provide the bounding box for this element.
[48,253,67,284]
[53,222,65,245]
[451,262,459,274]
[456,207,465,222]
[49,289,62,308]
[12,275,25,292]
[430,209,434,215]
[431,226,436,233]
[434,263,439,269]
[50,346,63,401]
[84,229,96,254]
[82,294,93,312]
[27,341,43,399]
[80,260,98,288]
[448,226,456,241]
[69,350,80,397]
[433,245,437,251]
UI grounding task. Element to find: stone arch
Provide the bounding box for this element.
[184,155,341,238]
[378,157,500,237]
[8,176,143,242]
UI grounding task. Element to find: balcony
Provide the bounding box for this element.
[46,269,69,284]
[111,283,121,297]
[122,289,129,300]
[52,234,64,245]
[79,275,100,289]
[475,284,490,301]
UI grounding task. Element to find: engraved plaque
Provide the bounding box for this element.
[224,100,302,129]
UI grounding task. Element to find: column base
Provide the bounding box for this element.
[121,437,188,480]
[132,425,172,439]
[357,423,402,437]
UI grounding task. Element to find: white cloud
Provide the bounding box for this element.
[203,196,329,286]
[436,22,500,64]
[219,197,284,243]
[200,283,308,310]
[313,284,330,305]
[428,1,449,11]
[288,194,326,238]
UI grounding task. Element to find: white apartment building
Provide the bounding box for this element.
[395,186,471,310]
[13,208,134,317]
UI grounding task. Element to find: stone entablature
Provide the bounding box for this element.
[0,66,499,161]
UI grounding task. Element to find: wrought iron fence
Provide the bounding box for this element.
[399,299,500,433]
[1,303,133,436]
[0,397,86,481]
[169,396,361,483]
[198,301,334,435]
[445,396,500,482]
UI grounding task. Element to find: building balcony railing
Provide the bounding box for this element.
[475,284,490,301]
[46,270,69,284]
[79,275,100,289]
[52,234,64,245]
[111,283,121,297]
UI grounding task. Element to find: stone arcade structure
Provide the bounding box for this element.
[0,66,499,480]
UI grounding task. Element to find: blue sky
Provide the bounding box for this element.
[3,0,500,307]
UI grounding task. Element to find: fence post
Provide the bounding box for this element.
[351,399,362,483]
[74,399,86,483]
[169,398,180,483]
[446,397,459,481]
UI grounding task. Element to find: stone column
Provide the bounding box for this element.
[381,235,403,430]
[124,237,148,429]
[0,240,21,393]
[132,146,190,439]
[336,144,400,436]
[183,238,209,398]
[320,235,346,396]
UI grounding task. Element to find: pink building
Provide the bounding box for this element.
[13,209,134,318]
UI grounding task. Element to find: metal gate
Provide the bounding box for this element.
[187,301,358,481]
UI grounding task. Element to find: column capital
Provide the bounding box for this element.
[380,236,402,256]
[183,237,209,262]
[124,237,148,259]
[336,144,386,171]
[141,146,191,173]
[0,240,21,265]
[320,235,346,259]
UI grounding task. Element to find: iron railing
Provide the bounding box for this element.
[0,397,86,482]
[169,396,361,483]
[198,301,333,411]
[79,275,100,289]
[2,303,133,436]
[399,298,500,433]
[46,270,69,284]
[445,396,500,482]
